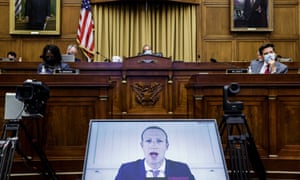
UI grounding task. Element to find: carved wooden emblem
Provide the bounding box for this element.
[131,82,162,105]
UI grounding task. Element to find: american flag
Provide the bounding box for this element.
[77,0,95,60]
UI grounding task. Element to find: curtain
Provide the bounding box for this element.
[93,2,197,62]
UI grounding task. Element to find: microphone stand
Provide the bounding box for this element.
[96,51,110,62]
[210,58,249,73]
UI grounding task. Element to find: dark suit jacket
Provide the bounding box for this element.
[243,0,268,27]
[115,159,195,180]
[249,59,288,74]
[25,0,51,30]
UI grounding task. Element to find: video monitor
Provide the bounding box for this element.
[61,54,75,62]
[82,119,229,180]
[4,92,24,120]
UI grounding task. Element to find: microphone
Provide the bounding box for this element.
[210,58,248,73]
[196,54,201,63]
[210,58,217,63]
[96,51,110,62]
[210,58,242,69]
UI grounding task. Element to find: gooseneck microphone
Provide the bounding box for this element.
[210,58,248,73]
[96,51,110,62]
[210,58,217,63]
[210,58,241,69]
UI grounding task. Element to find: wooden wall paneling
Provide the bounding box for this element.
[0,39,19,58]
[110,76,124,118]
[48,98,94,146]
[202,2,231,38]
[0,65,300,178]
[171,76,190,117]
[124,76,170,115]
[61,2,81,35]
[270,40,298,62]
[0,0,299,63]
[268,88,280,156]
[187,87,269,156]
[0,74,112,177]
[271,0,298,39]
[196,4,202,62]
[22,39,54,61]
[186,74,300,175]
[186,86,204,118]
[203,40,233,61]
[0,1,9,36]
[242,96,269,156]
[121,78,129,117]
[167,76,173,115]
[276,96,300,157]
[236,41,266,62]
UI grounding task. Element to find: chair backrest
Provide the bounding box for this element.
[154,52,163,57]
[137,52,163,57]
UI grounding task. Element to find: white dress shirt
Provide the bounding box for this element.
[144,159,166,177]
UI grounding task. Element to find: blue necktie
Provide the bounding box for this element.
[150,170,160,177]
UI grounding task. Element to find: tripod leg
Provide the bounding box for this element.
[0,139,17,180]
[247,136,266,180]
[19,121,58,180]
[242,116,266,180]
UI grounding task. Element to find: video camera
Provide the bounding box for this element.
[16,79,50,115]
[223,82,243,114]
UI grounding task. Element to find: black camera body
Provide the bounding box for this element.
[16,79,50,115]
[223,82,243,114]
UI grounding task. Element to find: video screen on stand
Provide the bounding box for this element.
[82,119,229,180]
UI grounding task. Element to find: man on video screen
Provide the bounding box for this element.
[115,126,195,180]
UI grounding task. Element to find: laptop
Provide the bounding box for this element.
[4,92,24,120]
[82,119,229,180]
[61,54,75,62]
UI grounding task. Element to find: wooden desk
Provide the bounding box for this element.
[0,74,112,178]
[0,61,298,74]
[0,59,299,178]
[186,74,300,177]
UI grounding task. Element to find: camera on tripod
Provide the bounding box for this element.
[16,79,50,115]
[223,82,243,114]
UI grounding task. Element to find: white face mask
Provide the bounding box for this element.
[144,50,152,55]
[264,53,276,63]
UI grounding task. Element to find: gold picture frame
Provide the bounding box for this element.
[9,0,61,35]
[231,0,273,32]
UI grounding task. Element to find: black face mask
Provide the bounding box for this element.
[44,57,55,66]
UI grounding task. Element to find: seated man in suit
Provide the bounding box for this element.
[137,44,152,56]
[66,44,81,62]
[115,126,195,180]
[7,51,17,61]
[142,44,152,55]
[138,44,163,57]
[249,43,288,74]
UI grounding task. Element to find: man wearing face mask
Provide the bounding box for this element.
[37,44,70,74]
[142,44,153,55]
[66,44,81,62]
[249,43,288,74]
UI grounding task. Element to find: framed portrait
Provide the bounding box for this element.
[9,0,61,35]
[231,0,273,32]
